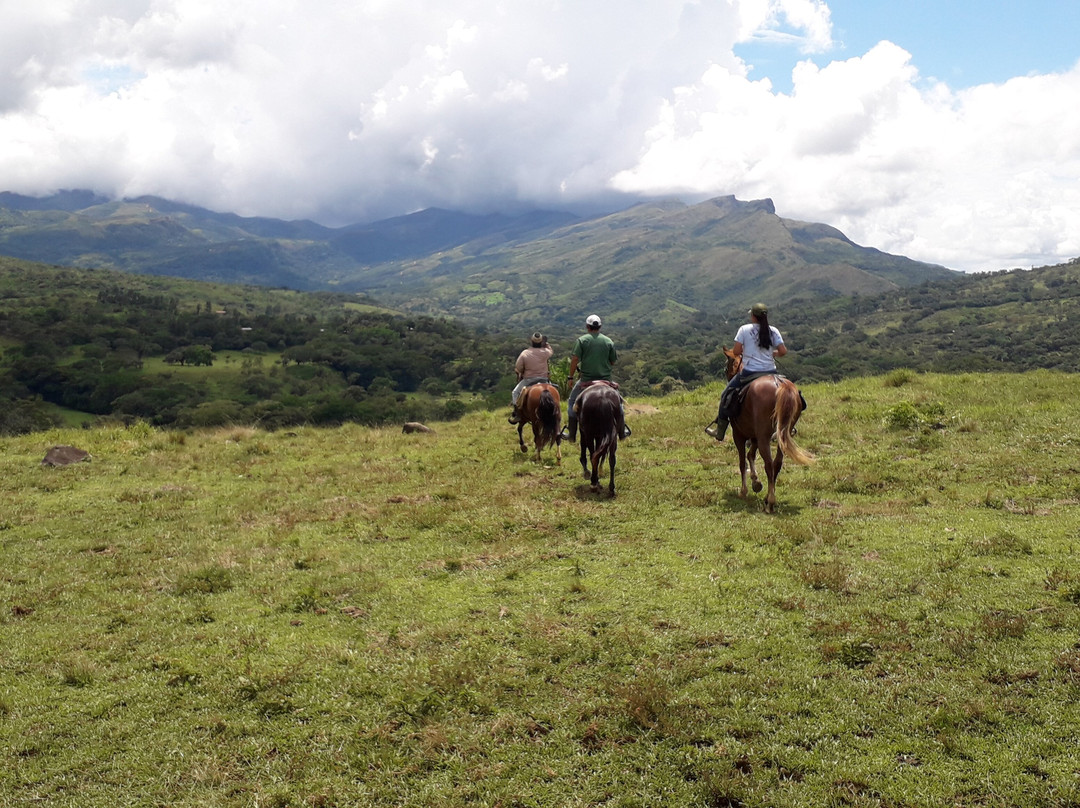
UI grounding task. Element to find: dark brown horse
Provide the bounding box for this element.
[517,383,562,465]
[575,383,623,496]
[719,346,813,512]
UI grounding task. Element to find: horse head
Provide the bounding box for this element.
[723,346,742,381]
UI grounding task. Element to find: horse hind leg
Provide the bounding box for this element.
[760,443,780,513]
[518,423,528,454]
[736,439,750,499]
[748,443,762,493]
[589,448,604,492]
[607,446,616,497]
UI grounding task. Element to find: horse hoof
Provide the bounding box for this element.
[520,445,528,454]
[752,481,763,493]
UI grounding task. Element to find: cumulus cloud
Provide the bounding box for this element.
[0,0,1077,272]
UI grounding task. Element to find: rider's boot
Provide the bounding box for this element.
[705,418,728,441]
[507,406,520,425]
[561,418,577,442]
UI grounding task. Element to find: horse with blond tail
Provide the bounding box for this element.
[718,346,813,512]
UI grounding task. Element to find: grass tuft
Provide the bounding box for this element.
[174,564,234,595]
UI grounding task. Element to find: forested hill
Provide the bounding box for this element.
[625,256,1080,384]
[0,258,519,435]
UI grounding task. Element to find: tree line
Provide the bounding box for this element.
[0,263,522,434]
[4,256,1080,435]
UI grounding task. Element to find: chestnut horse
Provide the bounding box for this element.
[517,383,562,465]
[718,346,813,512]
[575,383,623,497]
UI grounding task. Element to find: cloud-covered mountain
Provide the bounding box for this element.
[0,191,955,327]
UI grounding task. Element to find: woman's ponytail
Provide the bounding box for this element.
[756,313,773,350]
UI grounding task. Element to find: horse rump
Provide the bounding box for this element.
[536,387,560,442]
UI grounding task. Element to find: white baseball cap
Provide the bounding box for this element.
[585,314,602,327]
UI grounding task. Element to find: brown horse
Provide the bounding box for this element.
[718,346,813,512]
[576,383,623,496]
[517,383,562,465]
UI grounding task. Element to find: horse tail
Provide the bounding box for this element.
[775,382,814,465]
[597,393,621,462]
[538,388,559,440]
[582,389,620,463]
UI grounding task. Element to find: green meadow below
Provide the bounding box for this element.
[3,371,1080,807]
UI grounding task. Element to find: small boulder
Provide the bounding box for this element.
[41,446,91,467]
[402,422,435,434]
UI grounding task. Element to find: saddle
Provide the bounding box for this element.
[723,373,807,419]
[578,379,619,391]
[574,380,621,415]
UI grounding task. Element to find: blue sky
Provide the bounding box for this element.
[740,0,1080,92]
[1,0,1079,273]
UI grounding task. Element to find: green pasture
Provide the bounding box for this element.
[141,350,283,376]
[2,371,1080,807]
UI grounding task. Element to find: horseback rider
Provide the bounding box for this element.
[708,302,787,441]
[508,331,554,424]
[561,314,631,442]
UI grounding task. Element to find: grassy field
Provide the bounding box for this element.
[3,371,1080,807]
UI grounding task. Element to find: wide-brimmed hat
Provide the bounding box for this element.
[531,331,544,345]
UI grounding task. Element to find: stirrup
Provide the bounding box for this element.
[704,424,718,437]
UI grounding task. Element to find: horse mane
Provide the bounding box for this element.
[723,346,742,380]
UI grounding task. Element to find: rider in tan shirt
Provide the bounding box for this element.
[508,332,554,424]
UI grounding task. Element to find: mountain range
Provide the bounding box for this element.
[0,190,957,328]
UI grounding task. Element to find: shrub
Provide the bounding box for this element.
[883,369,915,387]
[884,401,921,430]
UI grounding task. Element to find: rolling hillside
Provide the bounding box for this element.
[364,195,956,328]
[0,191,956,328]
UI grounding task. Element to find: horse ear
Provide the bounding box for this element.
[723,346,735,358]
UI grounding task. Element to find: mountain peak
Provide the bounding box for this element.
[706,195,776,216]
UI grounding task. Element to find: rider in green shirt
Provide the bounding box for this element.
[562,314,631,442]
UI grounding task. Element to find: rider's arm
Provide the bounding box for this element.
[732,341,744,357]
[568,355,580,381]
[774,343,788,358]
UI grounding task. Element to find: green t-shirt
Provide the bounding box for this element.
[572,332,617,381]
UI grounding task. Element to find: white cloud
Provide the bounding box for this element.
[0,0,1077,272]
